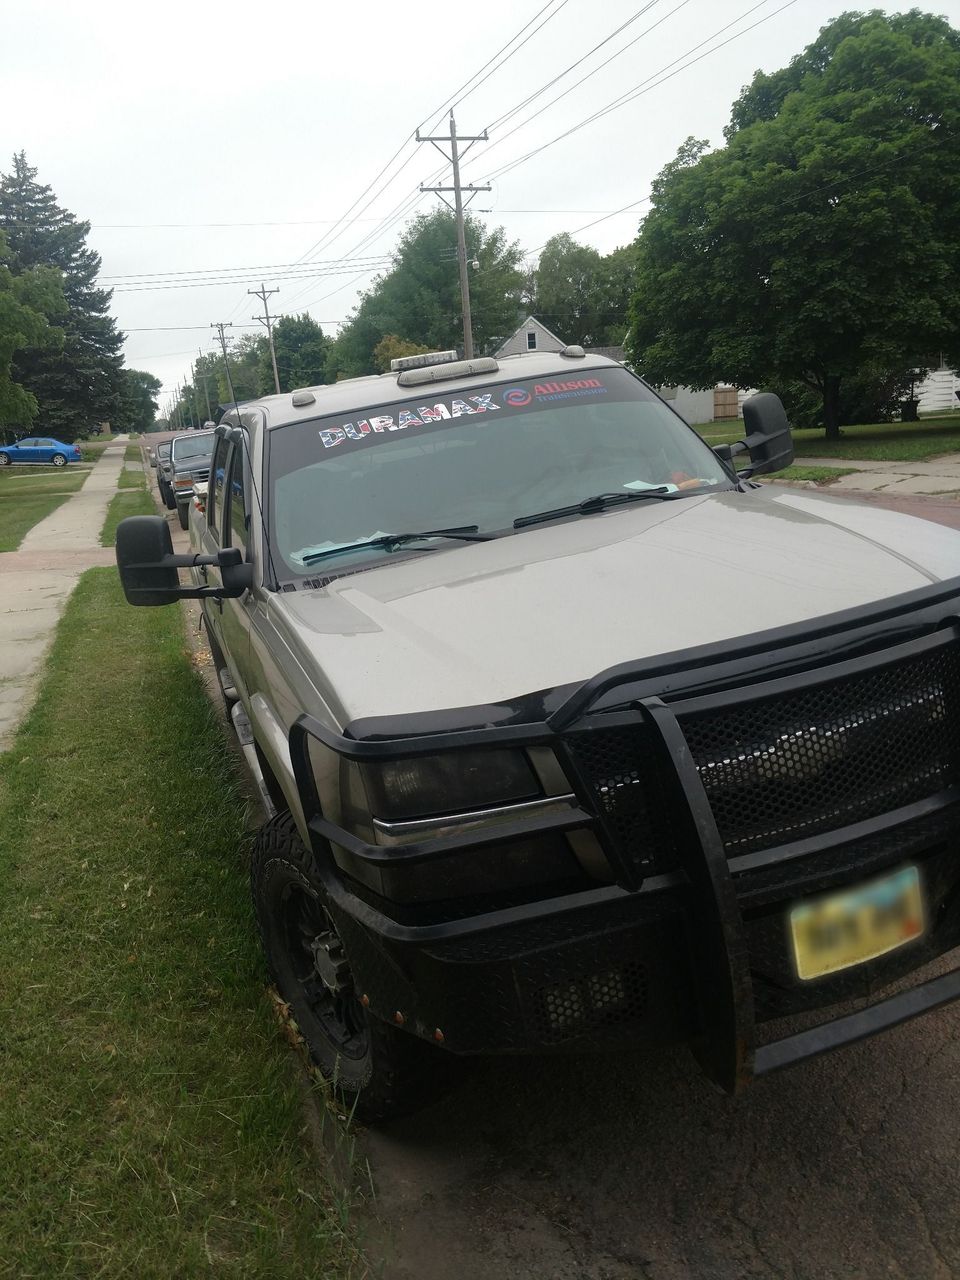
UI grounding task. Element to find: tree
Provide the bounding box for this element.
[115,368,162,434]
[0,231,65,436]
[626,11,960,439]
[0,153,125,442]
[526,234,636,347]
[371,334,431,372]
[328,209,525,377]
[262,313,331,392]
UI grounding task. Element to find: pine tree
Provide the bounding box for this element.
[0,153,124,442]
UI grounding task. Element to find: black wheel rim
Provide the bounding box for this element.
[277,882,368,1061]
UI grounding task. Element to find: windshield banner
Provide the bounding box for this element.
[316,373,619,452]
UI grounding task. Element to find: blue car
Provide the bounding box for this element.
[0,436,83,467]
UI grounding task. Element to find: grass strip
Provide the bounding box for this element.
[0,492,72,550]
[695,416,960,461]
[118,468,147,490]
[0,472,87,495]
[758,465,859,485]
[100,487,156,546]
[125,444,143,462]
[0,569,360,1277]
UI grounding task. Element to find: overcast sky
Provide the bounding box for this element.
[4,0,957,415]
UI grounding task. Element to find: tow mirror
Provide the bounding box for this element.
[115,515,253,606]
[715,392,793,478]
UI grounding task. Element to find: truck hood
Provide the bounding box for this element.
[272,486,960,725]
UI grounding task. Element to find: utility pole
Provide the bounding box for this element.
[417,111,490,359]
[196,349,213,421]
[189,364,203,431]
[211,322,238,412]
[249,282,281,394]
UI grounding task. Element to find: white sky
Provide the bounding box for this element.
[4,0,957,416]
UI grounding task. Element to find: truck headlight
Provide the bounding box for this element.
[360,749,539,820]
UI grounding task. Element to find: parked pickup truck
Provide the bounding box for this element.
[170,430,214,529]
[115,347,960,1121]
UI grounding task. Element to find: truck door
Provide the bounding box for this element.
[215,437,253,700]
[198,432,229,663]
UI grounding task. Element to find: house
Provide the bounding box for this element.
[493,316,567,358]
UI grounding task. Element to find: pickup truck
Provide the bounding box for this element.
[170,430,214,529]
[114,348,960,1121]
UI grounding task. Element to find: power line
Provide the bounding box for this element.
[473,0,695,167]
[433,0,572,128]
[111,261,394,294]
[102,253,394,281]
[479,0,798,184]
[483,0,666,134]
[287,1,572,271]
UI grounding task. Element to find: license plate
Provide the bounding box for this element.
[790,865,924,981]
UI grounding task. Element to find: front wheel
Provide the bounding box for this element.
[51,453,67,467]
[251,811,452,1122]
[177,501,189,530]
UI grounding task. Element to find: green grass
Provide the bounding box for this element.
[125,444,143,462]
[0,569,361,1277]
[762,464,858,485]
[100,487,156,546]
[0,471,87,495]
[0,492,72,550]
[117,467,147,490]
[693,415,960,462]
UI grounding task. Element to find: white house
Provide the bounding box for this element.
[493,316,567,358]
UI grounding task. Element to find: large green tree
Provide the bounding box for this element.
[114,368,162,434]
[261,313,330,392]
[626,11,960,438]
[0,153,125,442]
[526,235,636,347]
[0,231,65,437]
[328,209,525,377]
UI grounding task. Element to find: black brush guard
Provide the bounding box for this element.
[288,578,960,1093]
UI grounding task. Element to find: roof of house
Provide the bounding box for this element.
[493,315,566,357]
[585,345,626,363]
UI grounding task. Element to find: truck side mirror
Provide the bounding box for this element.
[116,516,180,605]
[739,393,794,476]
[115,515,253,606]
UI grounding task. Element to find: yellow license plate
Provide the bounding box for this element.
[790,866,924,981]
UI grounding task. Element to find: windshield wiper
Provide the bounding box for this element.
[513,488,674,530]
[300,525,493,566]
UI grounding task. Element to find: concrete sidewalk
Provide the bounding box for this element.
[0,438,129,751]
[801,453,960,495]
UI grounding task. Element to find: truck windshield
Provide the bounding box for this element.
[267,367,732,578]
[173,434,213,460]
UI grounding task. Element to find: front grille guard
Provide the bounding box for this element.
[288,595,960,1094]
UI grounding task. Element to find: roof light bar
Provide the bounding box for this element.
[390,349,460,372]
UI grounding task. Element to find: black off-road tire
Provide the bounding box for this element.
[251,810,453,1122]
[163,482,176,510]
[177,501,189,530]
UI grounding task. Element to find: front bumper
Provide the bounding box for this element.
[289,576,960,1091]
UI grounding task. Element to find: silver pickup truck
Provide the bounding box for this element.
[115,348,960,1121]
